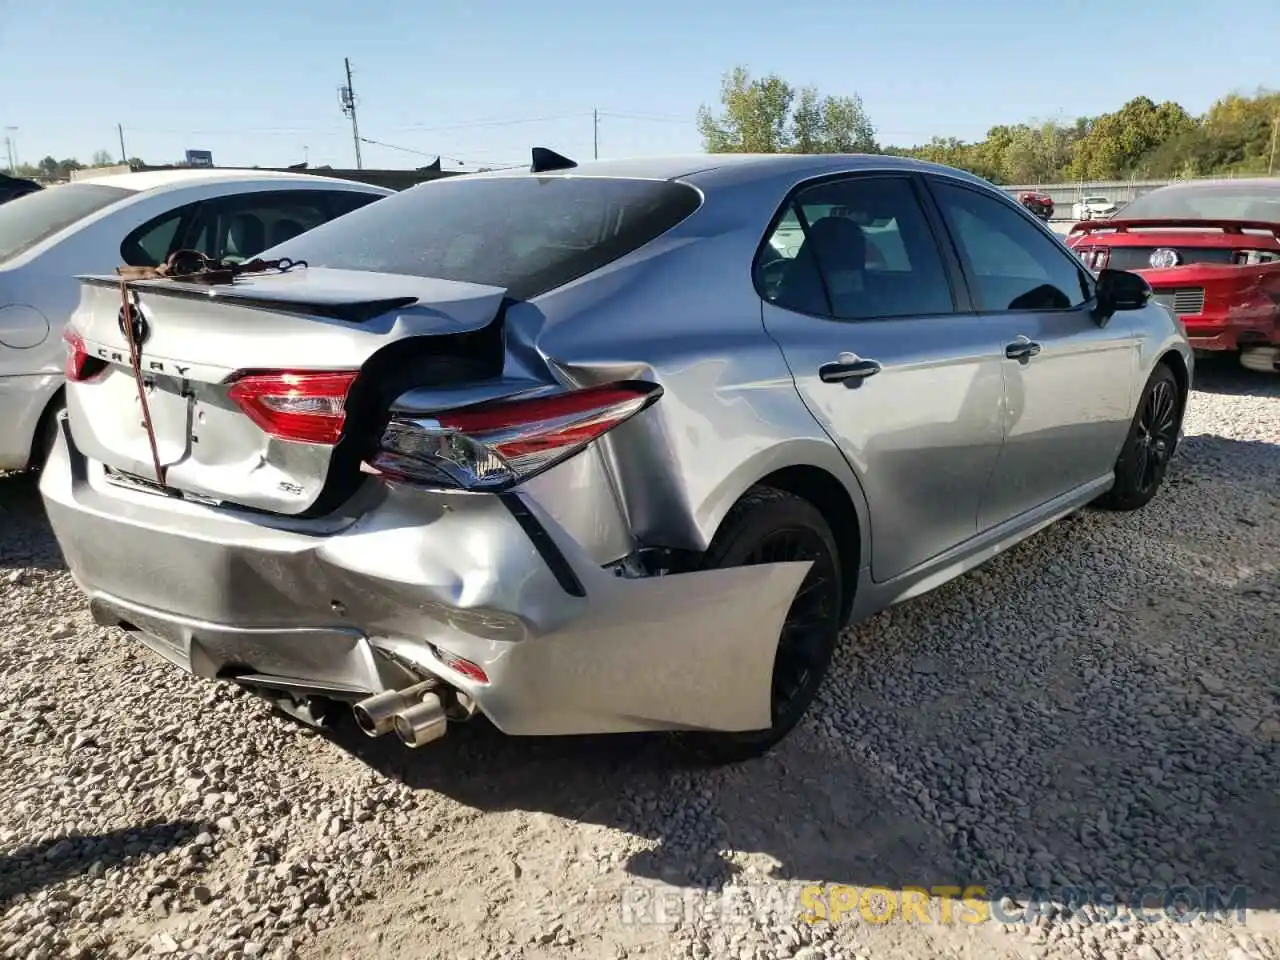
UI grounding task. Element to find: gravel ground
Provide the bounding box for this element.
[1,357,1277,960]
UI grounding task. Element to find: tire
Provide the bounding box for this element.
[27,398,65,474]
[1093,364,1182,512]
[670,486,845,765]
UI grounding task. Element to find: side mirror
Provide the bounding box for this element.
[1092,268,1152,324]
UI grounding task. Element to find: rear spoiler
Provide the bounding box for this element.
[1067,218,1280,241]
[77,273,418,324]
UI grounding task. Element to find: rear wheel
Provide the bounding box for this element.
[1093,364,1182,512]
[27,397,65,474]
[670,486,844,765]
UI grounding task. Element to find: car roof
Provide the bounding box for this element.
[467,152,996,190]
[70,168,391,194]
[1141,177,1280,196]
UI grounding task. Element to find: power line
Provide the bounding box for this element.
[357,136,522,169]
[385,113,591,134]
[117,126,352,137]
[598,110,691,125]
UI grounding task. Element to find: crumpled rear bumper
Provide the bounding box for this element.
[40,416,810,736]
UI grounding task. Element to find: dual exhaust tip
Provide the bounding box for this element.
[353,680,448,748]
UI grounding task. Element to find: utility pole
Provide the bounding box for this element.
[339,58,363,170]
[1269,115,1279,177]
[593,107,599,160]
[4,127,16,173]
[117,123,128,164]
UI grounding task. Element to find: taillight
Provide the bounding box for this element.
[62,328,106,382]
[226,370,359,445]
[1075,246,1110,271]
[1234,250,1280,266]
[369,380,663,491]
[434,647,490,684]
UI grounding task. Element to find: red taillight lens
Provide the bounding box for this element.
[1234,249,1280,266]
[435,647,490,684]
[226,370,359,445]
[62,328,107,382]
[62,329,88,380]
[370,380,663,491]
[1074,245,1110,271]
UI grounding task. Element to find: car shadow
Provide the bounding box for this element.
[0,819,209,904]
[318,431,1280,917]
[0,472,64,571]
[1191,355,1280,398]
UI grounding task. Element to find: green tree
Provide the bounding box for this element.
[90,149,116,166]
[1067,96,1194,179]
[697,66,794,153]
[698,66,876,154]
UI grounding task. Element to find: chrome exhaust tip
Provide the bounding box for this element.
[392,692,448,748]
[352,680,438,738]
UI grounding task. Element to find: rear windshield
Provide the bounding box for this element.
[1119,183,1280,222]
[0,183,132,263]
[266,175,703,300]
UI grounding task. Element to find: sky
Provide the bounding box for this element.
[2,0,1276,173]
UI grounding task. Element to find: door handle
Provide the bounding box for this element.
[819,354,882,385]
[1005,337,1042,361]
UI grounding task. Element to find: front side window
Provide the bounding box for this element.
[931,179,1091,312]
[271,177,703,300]
[756,175,954,320]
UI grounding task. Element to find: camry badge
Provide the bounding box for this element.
[1149,248,1181,269]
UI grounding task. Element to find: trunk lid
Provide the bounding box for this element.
[66,267,509,516]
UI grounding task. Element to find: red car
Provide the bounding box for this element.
[1067,179,1280,371]
[1017,191,1054,220]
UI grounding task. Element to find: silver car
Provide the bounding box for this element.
[40,152,1193,763]
[0,169,391,473]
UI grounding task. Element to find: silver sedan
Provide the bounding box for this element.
[40,151,1192,763]
[0,169,390,472]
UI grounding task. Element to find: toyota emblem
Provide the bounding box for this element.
[118,302,150,348]
[1149,247,1181,269]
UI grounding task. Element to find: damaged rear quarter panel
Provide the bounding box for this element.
[499,176,871,565]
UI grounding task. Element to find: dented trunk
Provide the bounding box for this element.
[66,268,508,515]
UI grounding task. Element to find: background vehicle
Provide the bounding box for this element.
[1067,178,1280,371]
[1072,195,1118,220]
[0,169,392,471]
[0,172,42,206]
[1017,191,1054,220]
[41,153,1192,764]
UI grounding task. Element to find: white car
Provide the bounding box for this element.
[0,169,392,471]
[1071,196,1118,221]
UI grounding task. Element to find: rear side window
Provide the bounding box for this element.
[122,208,188,267]
[0,183,132,263]
[271,176,703,300]
[324,190,385,218]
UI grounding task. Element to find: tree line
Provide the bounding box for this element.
[697,66,1280,183]
[11,75,1278,185]
[8,150,143,181]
